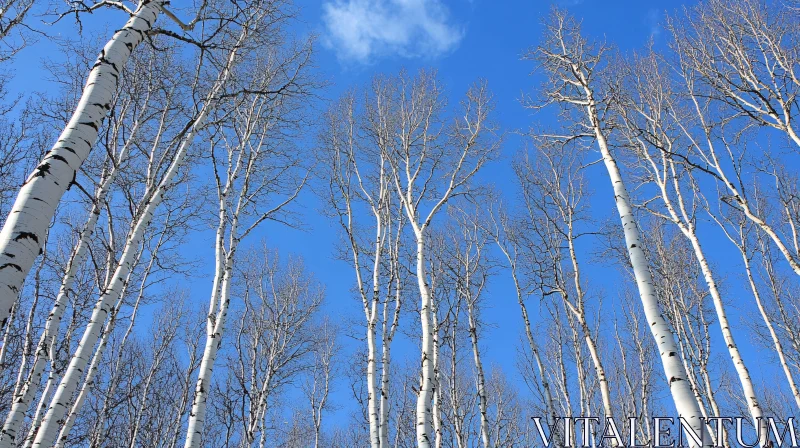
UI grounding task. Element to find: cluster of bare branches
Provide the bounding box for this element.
[0,0,798,447]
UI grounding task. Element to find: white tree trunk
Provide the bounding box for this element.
[683,225,766,442]
[414,235,435,448]
[367,321,380,448]
[642,156,768,442]
[431,294,442,448]
[53,299,124,448]
[379,330,392,448]
[183,253,234,448]
[30,82,215,448]
[565,231,614,425]
[588,99,713,446]
[467,300,490,448]
[58,222,161,447]
[0,121,136,447]
[366,214,384,448]
[740,235,800,410]
[21,361,54,448]
[379,249,401,448]
[0,0,162,328]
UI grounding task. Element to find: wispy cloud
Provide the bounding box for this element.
[321,0,464,63]
[645,8,663,39]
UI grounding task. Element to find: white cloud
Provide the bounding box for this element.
[322,0,464,63]
[646,8,662,39]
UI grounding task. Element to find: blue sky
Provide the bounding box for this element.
[16,0,787,432]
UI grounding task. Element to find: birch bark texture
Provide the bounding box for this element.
[373,72,498,448]
[529,10,713,446]
[0,72,154,446]
[28,31,235,447]
[619,53,768,443]
[0,0,163,328]
[182,6,314,442]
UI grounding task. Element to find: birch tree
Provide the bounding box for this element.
[446,205,493,448]
[304,320,339,448]
[513,136,615,427]
[528,10,712,445]
[647,224,729,446]
[321,91,407,448]
[374,70,499,448]
[618,52,768,442]
[53,197,190,448]
[487,202,557,443]
[673,0,800,148]
[209,245,325,447]
[183,7,315,444]
[667,1,800,278]
[711,200,800,412]
[0,37,185,446]
[0,0,200,328]
[24,16,253,445]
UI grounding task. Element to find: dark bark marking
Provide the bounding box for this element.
[14,232,38,244]
[80,121,99,131]
[33,162,51,178]
[0,263,22,272]
[47,155,69,165]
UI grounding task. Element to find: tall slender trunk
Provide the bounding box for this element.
[366,213,383,448]
[53,230,148,447]
[0,119,138,447]
[12,244,47,399]
[380,240,402,448]
[30,74,217,448]
[467,299,490,448]
[685,228,765,442]
[0,0,162,328]
[367,323,380,447]
[431,297,442,448]
[88,227,162,448]
[184,253,234,448]
[584,90,712,446]
[565,229,614,424]
[53,299,123,448]
[649,160,767,443]
[414,234,435,448]
[379,326,393,448]
[740,233,800,410]
[496,241,556,439]
[21,357,55,448]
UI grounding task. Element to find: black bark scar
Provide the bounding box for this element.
[0,263,22,272]
[33,162,51,178]
[14,232,39,244]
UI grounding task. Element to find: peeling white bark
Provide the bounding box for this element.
[577,82,712,445]
[0,117,139,448]
[0,0,162,329]
[30,65,218,448]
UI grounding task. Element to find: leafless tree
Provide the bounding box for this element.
[209,244,325,447]
[527,9,712,445]
[373,70,499,448]
[319,90,407,448]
